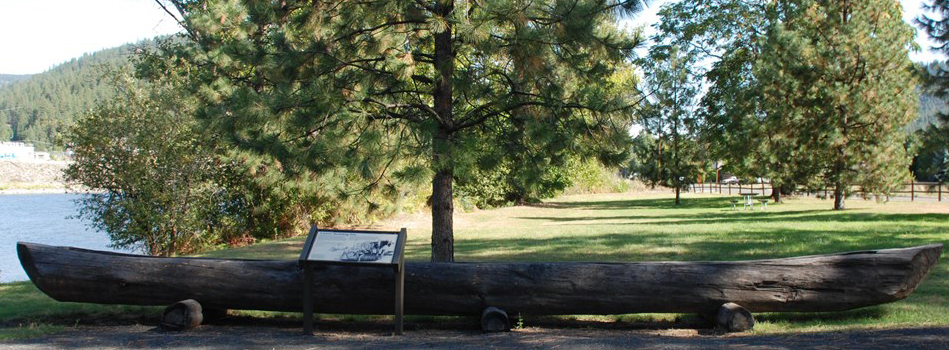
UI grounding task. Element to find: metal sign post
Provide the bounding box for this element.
[299,225,406,335]
[393,228,405,335]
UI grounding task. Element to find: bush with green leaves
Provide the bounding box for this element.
[64,76,241,256]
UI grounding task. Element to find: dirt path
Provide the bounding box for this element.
[2,325,947,350]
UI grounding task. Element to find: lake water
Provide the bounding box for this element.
[0,194,131,283]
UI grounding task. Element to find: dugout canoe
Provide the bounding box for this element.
[16,242,942,316]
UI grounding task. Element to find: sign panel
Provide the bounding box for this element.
[299,225,407,335]
[305,230,398,264]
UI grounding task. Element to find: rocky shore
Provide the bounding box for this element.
[0,160,69,194]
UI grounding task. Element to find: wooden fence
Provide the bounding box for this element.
[690,181,945,202]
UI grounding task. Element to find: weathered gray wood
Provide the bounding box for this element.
[394,237,405,335]
[481,307,510,332]
[302,264,314,335]
[160,299,203,331]
[17,242,942,316]
[715,302,754,332]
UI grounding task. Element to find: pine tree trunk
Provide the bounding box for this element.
[771,184,781,203]
[431,166,454,262]
[430,1,455,262]
[834,183,845,210]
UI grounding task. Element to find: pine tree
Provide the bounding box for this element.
[757,0,918,210]
[917,0,949,180]
[638,44,705,205]
[153,0,644,261]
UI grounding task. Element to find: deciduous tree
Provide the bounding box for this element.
[653,0,803,202]
[64,75,237,256]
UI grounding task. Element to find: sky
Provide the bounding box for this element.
[0,0,943,75]
[0,0,181,75]
[625,0,941,62]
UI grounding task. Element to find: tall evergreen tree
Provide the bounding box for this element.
[917,0,949,180]
[639,44,704,205]
[153,0,643,261]
[757,0,918,210]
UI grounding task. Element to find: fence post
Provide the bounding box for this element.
[911,180,915,202]
[939,183,942,202]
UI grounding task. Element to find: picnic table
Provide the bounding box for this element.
[738,192,758,210]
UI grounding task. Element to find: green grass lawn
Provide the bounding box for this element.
[2,192,947,339]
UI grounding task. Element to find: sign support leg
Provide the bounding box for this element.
[394,258,404,335]
[303,264,314,335]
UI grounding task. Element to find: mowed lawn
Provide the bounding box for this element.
[2,192,947,339]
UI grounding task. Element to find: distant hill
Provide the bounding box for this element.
[0,41,154,151]
[912,92,948,132]
[0,38,946,151]
[912,62,949,132]
[0,74,31,87]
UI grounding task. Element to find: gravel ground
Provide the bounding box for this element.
[2,324,947,350]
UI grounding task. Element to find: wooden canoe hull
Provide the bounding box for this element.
[17,242,942,316]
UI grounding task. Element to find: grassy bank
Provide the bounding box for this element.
[2,192,947,339]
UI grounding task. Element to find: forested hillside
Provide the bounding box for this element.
[914,90,949,131]
[1,38,946,153]
[0,74,31,87]
[0,42,147,150]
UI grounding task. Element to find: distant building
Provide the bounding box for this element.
[0,142,36,160]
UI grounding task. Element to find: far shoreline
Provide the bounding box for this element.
[0,188,69,195]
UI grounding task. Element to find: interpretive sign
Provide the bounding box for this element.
[298,225,406,335]
[303,230,399,264]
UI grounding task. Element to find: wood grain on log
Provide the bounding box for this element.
[17,242,942,316]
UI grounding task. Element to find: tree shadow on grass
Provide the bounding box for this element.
[519,212,949,230]
[521,196,949,230]
[443,226,946,263]
[517,209,829,224]
[756,307,887,324]
[539,197,738,210]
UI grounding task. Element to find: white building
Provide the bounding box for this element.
[0,142,36,160]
